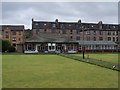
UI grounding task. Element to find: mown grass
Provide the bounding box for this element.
[2,54,118,88]
[73,53,119,64]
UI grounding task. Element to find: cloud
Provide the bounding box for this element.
[2,2,118,29]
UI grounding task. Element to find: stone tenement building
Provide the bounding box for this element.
[23,19,119,53]
[0,25,24,50]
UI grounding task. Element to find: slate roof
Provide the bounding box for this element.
[25,32,75,43]
[0,25,24,30]
[32,20,118,30]
[77,41,117,45]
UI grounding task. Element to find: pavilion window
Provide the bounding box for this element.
[28,44,32,50]
[52,46,54,49]
[49,46,52,50]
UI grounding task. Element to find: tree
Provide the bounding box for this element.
[24,30,32,39]
[2,40,15,52]
[8,45,16,52]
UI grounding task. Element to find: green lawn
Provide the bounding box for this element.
[73,53,119,64]
[2,54,118,88]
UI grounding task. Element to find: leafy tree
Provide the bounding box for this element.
[2,40,15,52]
[8,45,16,52]
[24,31,32,39]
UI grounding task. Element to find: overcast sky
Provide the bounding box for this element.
[1,2,118,29]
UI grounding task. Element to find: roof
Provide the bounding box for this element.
[25,32,75,43]
[77,41,117,45]
[32,20,118,30]
[0,25,24,30]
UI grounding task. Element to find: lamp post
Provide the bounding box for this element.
[82,26,85,59]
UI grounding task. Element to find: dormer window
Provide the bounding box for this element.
[52,24,56,27]
[35,23,38,25]
[113,26,116,28]
[44,23,47,26]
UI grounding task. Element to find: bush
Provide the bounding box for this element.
[2,40,16,52]
[2,40,11,52]
[8,46,16,52]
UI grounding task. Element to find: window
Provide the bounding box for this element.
[116,37,118,42]
[94,37,96,41]
[76,30,80,34]
[99,37,103,41]
[70,36,73,39]
[44,23,47,26]
[12,31,16,35]
[28,44,32,50]
[108,31,111,35]
[70,30,73,34]
[93,31,96,35]
[35,23,39,25]
[99,31,103,35]
[108,37,111,41]
[86,31,90,35]
[99,25,102,29]
[76,36,80,40]
[44,29,46,32]
[52,24,56,28]
[86,36,90,41]
[13,44,16,47]
[116,31,118,35]
[113,32,115,35]
[60,24,64,29]
[113,26,116,28]
[5,32,9,38]
[19,38,21,41]
[19,31,21,35]
[113,37,115,41]
[62,30,66,34]
[36,29,39,34]
[12,37,16,42]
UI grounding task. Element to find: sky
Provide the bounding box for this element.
[1,1,119,29]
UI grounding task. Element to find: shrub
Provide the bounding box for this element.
[8,46,16,52]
